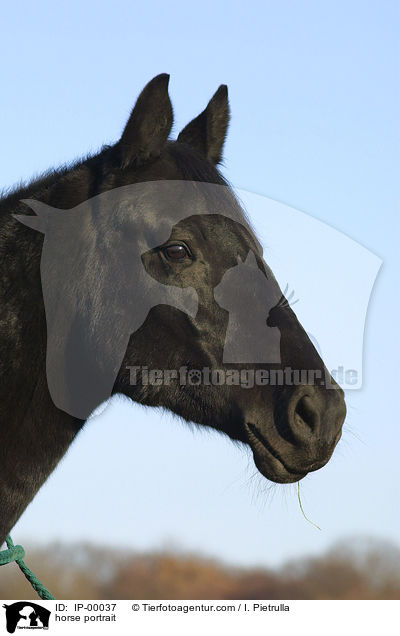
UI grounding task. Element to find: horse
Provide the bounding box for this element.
[0,74,346,544]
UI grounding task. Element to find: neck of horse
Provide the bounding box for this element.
[0,378,81,544]
[0,173,86,545]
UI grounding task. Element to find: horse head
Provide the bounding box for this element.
[15,74,346,484]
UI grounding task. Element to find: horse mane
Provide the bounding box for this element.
[0,146,112,217]
[0,140,247,225]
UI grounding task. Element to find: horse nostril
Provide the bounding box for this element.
[293,395,319,434]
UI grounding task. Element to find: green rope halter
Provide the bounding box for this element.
[0,534,54,600]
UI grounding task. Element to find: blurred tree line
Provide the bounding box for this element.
[0,537,399,599]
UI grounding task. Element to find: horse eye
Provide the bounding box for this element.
[163,244,190,261]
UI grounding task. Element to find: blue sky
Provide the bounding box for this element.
[1,0,399,566]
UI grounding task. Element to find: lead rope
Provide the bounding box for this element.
[0,534,54,600]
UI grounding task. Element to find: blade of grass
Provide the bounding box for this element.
[297,481,321,531]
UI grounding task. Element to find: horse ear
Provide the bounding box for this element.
[177,85,230,165]
[13,199,56,233]
[119,73,173,169]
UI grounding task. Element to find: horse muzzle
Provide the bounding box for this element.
[245,385,346,483]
